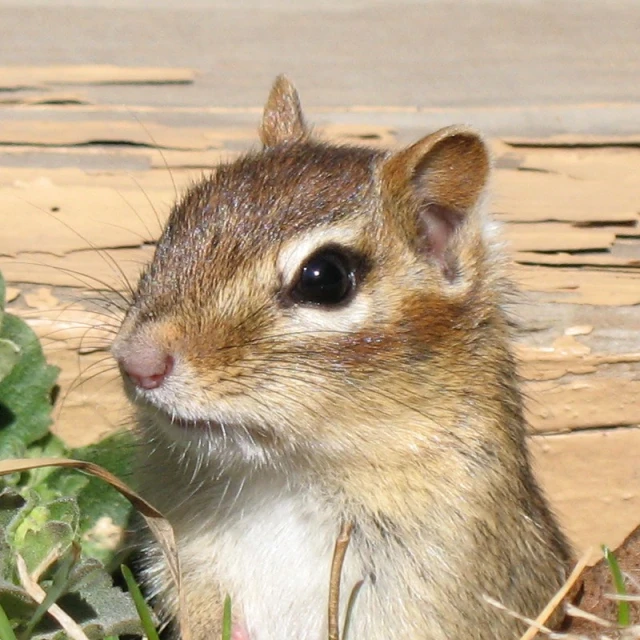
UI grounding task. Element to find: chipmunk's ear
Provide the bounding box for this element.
[260,75,308,147]
[382,125,490,280]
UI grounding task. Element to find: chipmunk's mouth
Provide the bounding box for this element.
[136,397,280,464]
[166,415,223,433]
[121,379,223,433]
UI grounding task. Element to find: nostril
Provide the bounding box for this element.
[120,353,174,391]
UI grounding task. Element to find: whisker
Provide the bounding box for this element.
[127,109,178,204]
[113,187,158,244]
[11,194,138,299]
[10,260,132,308]
[126,173,166,238]
[61,362,120,406]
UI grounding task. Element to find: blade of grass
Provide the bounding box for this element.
[221,595,232,640]
[121,565,160,640]
[602,545,631,627]
[0,601,18,640]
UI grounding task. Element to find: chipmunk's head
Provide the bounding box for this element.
[112,76,505,472]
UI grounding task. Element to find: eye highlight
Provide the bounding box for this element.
[290,247,357,307]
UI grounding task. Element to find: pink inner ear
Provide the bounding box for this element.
[417,203,464,281]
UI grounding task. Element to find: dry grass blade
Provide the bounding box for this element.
[16,554,90,640]
[328,520,354,640]
[519,548,594,640]
[564,603,614,627]
[610,595,640,603]
[483,596,554,636]
[0,457,192,640]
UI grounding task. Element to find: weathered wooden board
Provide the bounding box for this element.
[0,65,638,555]
[0,65,195,89]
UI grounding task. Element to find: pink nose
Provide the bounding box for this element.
[119,350,174,390]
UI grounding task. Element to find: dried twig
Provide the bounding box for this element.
[328,520,354,640]
[520,548,593,640]
[16,554,90,640]
[608,593,640,603]
[486,595,560,636]
[564,603,614,627]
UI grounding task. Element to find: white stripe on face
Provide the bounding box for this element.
[277,223,371,334]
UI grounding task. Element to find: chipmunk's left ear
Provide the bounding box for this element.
[382,126,490,280]
[260,75,309,147]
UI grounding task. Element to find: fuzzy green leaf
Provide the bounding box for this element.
[0,313,59,460]
[12,497,80,575]
[0,271,5,319]
[0,565,143,640]
[21,432,137,569]
[0,270,140,639]
[0,488,25,533]
[0,339,20,385]
[22,544,78,638]
[25,435,74,494]
[0,578,37,623]
[72,432,135,568]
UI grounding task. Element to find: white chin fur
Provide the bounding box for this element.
[140,407,274,469]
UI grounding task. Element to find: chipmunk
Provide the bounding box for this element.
[111,76,572,639]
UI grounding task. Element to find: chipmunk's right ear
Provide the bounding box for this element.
[382,126,490,280]
[260,75,309,147]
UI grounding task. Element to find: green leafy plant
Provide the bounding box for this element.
[0,270,145,639]
[602,544,631,627]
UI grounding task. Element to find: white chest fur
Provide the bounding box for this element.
[176,479,346,640]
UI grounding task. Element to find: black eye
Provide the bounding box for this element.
[292,248,356,306]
